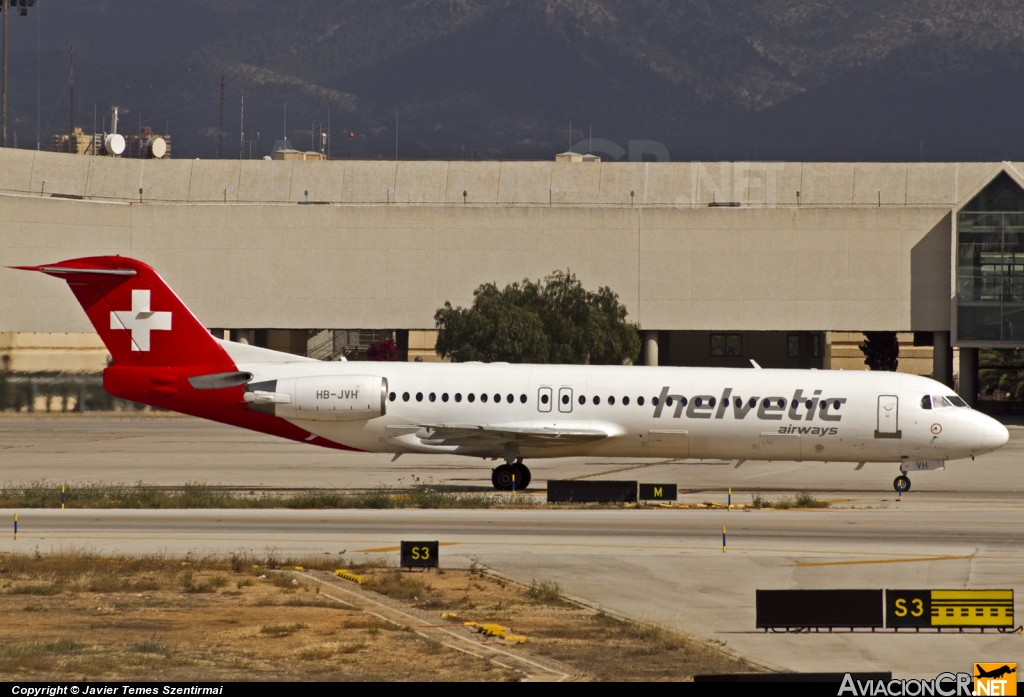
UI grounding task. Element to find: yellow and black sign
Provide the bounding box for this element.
[974,663,1017,696]
[400,540,439,569]
[639,483,678,501]
[886,589,1014,628]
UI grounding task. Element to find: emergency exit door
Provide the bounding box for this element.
[876,395,900,438]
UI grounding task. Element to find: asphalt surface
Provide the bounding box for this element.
[1,414,1022,677]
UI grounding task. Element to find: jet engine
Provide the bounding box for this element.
[246,375,387,422]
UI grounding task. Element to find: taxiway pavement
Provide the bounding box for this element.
[0,415,1021,677]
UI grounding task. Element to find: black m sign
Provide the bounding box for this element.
[639,483,678,501]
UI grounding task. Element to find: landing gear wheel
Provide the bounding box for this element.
[492,464,517,491]
[893,475,911,493]
[511,462,531,490]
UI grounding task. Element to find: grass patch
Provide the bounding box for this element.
[362,571,431,602]
[750,491,829,509]
[527,580,563,604]
[260,623,306,638]
[0,482,532,510]
[130,641,173,658]
[0,638,85,658]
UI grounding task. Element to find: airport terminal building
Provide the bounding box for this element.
[2,148,1024,412]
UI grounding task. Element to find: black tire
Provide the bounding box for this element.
[492,464,517,491]
[893,475,911,493]
[512,463,531,490]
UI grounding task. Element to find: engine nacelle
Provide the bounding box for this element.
[272,375,387,422]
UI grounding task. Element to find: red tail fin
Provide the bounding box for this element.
[14,256,234,370]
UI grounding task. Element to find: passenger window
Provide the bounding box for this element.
[762,399,770,408]
[749,398,757,408]
[805,399,812,409]
[638,396,645,406]
[833,400,840,410]
[507,394,514,403]
[542,394,550,404]
[693,397,701,407]
[578,395,586,405]
[735,397,742,408]
[709,397,716,408]
[666,397,673,407]
[494,394,501,403]
[652,397,659,406]
[389,392,396,402]
[479,393,487,403]
[608,396,615,405]
[777,399,785,408]
[402,392,410,402]
[416,392,423,402]
[520,394,527,403]
[442,393,449,402]
[593,396,601,405]
[562,394,569,405]
[455,393,462,403]
[623,396,630,405]
[429,393,436,402]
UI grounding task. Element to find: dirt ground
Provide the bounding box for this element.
[0,551,761,681]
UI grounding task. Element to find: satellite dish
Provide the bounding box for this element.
[104,133,125,156]
[263,155,272,161]
[148,137,167,159]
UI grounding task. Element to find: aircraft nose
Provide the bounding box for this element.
[981,418,1009,450]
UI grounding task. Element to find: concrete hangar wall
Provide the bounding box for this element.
[1,148,1019,396]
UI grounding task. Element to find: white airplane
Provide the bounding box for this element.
[14,256,1009,492]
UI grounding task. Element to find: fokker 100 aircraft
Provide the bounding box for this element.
[14,256,1010,492]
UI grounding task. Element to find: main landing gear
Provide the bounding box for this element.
[492,444,532,491]
[492,460,531,491]
[893,474,911,493]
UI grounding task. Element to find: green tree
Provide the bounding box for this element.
[859,331,899,371]
[434,271,640,364]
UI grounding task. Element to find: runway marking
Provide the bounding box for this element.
[739,466,804,480]
[564,463,662,480]
[16,535,1022,561]
[790,555,972,567]
[0,435,143,450]
[355,542,461,553]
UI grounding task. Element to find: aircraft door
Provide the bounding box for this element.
[538,387,552,413]
[558,387,573,413]
[876,395,900,437]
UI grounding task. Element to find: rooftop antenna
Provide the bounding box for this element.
[283,102,287,141]
[68,46,74,137]
[589,124,592,155]
[239,89,244,160]
[568,120,571,152]
[326,106,330,160]
[35,1,40,149]
[395,109,398,160]
[217,74,224,159]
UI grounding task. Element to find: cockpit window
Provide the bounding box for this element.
[948,395,968,407]
[932,395,953,408]
[921,395,932,410]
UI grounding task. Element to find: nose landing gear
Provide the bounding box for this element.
[893,474,911,493]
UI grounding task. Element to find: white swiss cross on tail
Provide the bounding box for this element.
[110,289,172,352]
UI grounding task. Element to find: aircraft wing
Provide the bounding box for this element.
[414,423,619,448]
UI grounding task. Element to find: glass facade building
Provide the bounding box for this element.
[956,173,1024,342]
